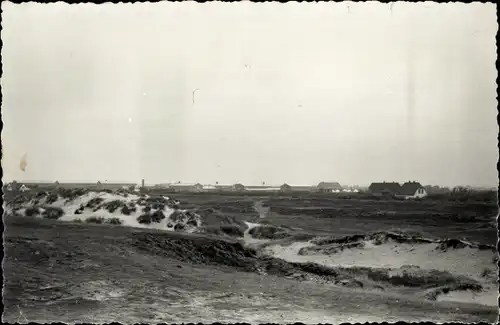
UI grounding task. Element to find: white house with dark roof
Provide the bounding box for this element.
[396,181,428,199]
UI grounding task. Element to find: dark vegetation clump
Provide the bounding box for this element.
[202,224,245,237]
[299,241,365,256]
[436,238,468,251]
[45,192,59,204]
[137,213,152,224]
[102,200,125,213]
[86,216,105,224]
[35,191,47,199]
[131,231,257,268]
[106,217,123,225]
[220,225,244,236]
[42,207,64,220]
[186,217,199,227]
[25,206,40,217]
[174,223,185,231]
[312,234,366,246]
[86,197,105,209]
[58,188,86,199]
[295,262,339,277]
[121,204,137,215]
[365,268,481,289]
[151,210,166,223]
[142,206,152,213]
[151,202,165,210]
[248,225,290,240]
[170,210,187,222]
[74,204,84,214]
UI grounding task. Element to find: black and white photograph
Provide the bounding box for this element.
[1,1,498,323]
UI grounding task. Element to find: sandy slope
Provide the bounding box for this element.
[261,234,498,306]
[4,191,201,232]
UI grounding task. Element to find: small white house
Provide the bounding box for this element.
[202,184,217,191]
[397,182,428,199]
[19,184,31,192]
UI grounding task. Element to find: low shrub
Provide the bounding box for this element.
[219,224,244,236]
[102,200,125,213]
[137,213,152,224]
[121,204,137,215]
[151,210,166,223]
[42,206,64,220]
[366,268,481,290]
[170,210,187,222]
[248,225,290,240]
[174,223,185,231]
[86,197,104,209]
[25,206,40,217]
[58,188,86,199]
[106,217,123,225]
[151,202,165,210]
[86,216,105,224]
[46,192,59,204]
[201,224,245,237]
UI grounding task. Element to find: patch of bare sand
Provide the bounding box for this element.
[263,238,497,306]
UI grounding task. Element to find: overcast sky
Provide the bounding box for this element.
[1,2,497,187]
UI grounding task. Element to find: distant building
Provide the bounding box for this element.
[94,182,137,191]
[396,181,428,199]
[280,183,315,192]
[169,183,203,192]
[317,182,343,193]
[215,184,233,191]
[233,183,246,192]
[246,186,280,192]
[280,183,292,192]
[202,184,218,192]
[53,182,100,190]
[368,182,402,196]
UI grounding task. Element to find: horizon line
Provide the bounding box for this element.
[2,179,497,189]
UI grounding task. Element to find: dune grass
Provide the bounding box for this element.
[41,207,64,220]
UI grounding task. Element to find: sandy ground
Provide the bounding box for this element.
[262,237,498,306]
